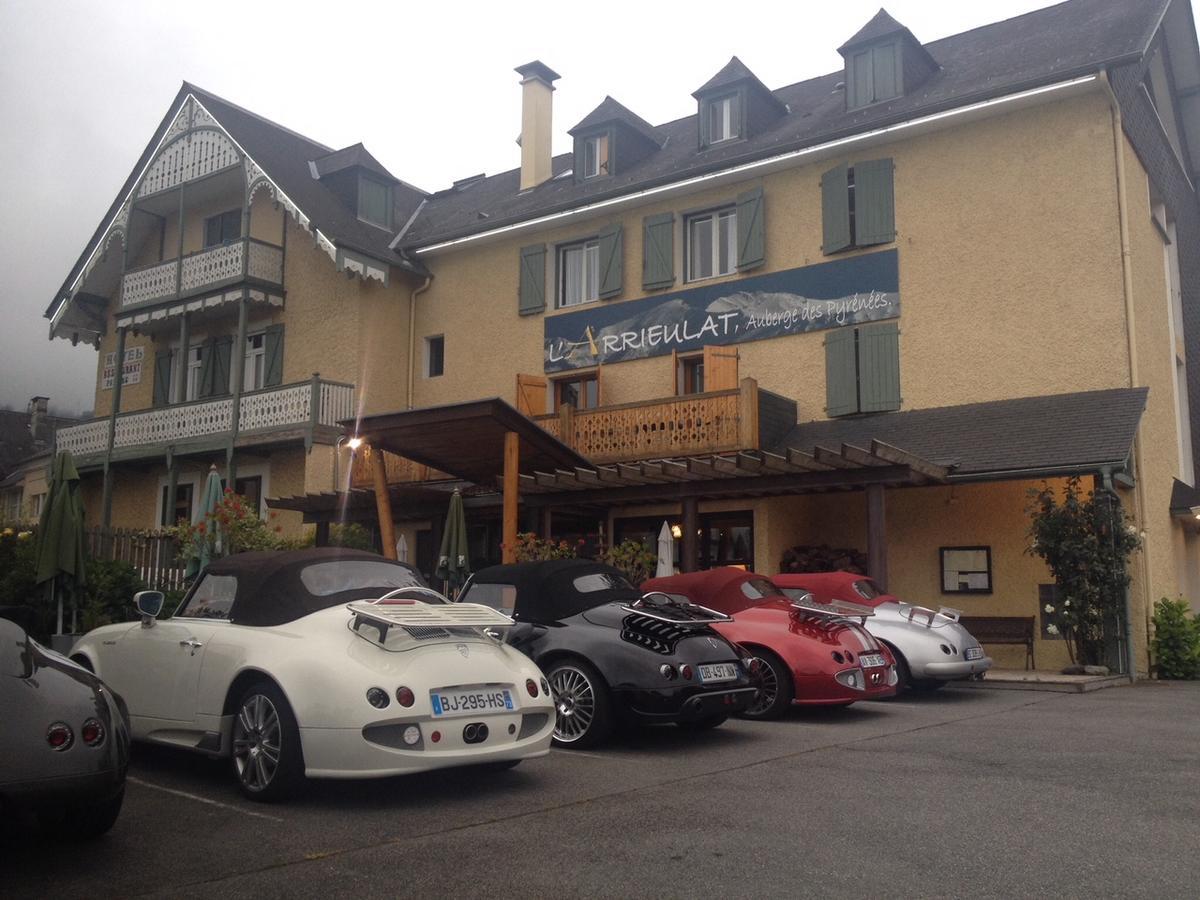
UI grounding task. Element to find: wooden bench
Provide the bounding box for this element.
[959,616,1036,670]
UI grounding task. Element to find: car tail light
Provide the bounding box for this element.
[845,650,855,663]
[47,722,73,751]
[430,730,441,743]
[396,686,415,707]
[525,678,539,697]
[831,651,845,664]
[81,718,105,747]
[366,687,390,709]
[540,677,550,695]
[680,665,693,681]
[940,644,953,655]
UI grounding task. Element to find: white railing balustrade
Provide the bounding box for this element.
[55,379,355,460]
[121,259,178,307]
[119,238,283,309]
[180,242,243,293]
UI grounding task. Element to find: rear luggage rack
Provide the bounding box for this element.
[347,596,514,643]
[898,603,961,627]
[621,592,732,625]
[621,614,699,655]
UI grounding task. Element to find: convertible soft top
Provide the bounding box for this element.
[644,567,785,615]
[199,548,425,627]
[468,559,640,623]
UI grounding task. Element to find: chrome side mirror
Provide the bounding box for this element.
[134,590,165,626]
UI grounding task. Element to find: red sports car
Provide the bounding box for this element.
[642,568,898,717]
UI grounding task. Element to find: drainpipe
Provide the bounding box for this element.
[1101,69,1152,678]
[406,275,433,410]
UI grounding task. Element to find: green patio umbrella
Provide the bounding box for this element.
[434,489,470,596]
[34,450,87,635]
[186,465,225,579]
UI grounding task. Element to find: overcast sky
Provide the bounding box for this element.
[0,0,1130,416]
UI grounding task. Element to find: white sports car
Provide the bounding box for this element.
[69,548,556,801]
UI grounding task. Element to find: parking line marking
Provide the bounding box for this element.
[127,776,284,823]
[551,749,620,761]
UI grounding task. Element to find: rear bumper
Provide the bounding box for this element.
[920,657,993,679]
[1,767,126,808]
[622,685,757,722]
[791,670,897,705]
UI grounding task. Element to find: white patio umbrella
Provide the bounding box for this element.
[395,533,410,563]
[655,520,674,577]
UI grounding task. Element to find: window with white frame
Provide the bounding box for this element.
[185,346,204,401]
[243,332,266,392]
[582,134,609,179]
[558,239,600,308]
[708,94,740,144]
[686,208,736,282]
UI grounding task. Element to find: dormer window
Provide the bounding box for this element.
[582,133,610,179]
[357,176,391,229]
[707,93,741,144]
[838,10,938,112]
[847,43,899,109]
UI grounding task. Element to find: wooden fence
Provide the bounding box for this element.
[84,526,187,592]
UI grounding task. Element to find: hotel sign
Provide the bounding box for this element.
[101,346,144,390]
[544,249,899,372]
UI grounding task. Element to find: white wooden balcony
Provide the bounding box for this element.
[56,378,355,462]
[120,238,284,309]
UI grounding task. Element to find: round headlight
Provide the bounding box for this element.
[366,687,390,709]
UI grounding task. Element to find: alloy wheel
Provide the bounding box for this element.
[548,665,596,744]
[232,693,282,793]
[746,656,778,716]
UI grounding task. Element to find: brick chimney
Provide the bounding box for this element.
[27,396,49,445]
[515,61,560,191]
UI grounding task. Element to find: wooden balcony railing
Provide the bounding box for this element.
[532,379,760,464]
[120,237,283,309]
[56,377,354,461]
[349,444,452,489]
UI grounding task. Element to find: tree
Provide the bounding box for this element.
[1026,477,1140,667]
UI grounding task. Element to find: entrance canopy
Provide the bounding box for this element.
[348,398,588,484]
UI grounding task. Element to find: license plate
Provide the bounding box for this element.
[965,647,984,660]
[857,653,887,668]
[698,663,739,683]
[430,687,516,717]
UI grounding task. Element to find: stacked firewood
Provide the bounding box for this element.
[778,544,867,574]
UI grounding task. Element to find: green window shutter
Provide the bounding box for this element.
[858,321,901,412]
[851,50,873,109]
[518,244,546,316]
[854,158,896,247]
[824,328,859,417]
[197,340,215,399]
[821,164,852,255]
[872,44,898,101]
[642,212,675,290]
[263,324,284,387]
[213,337,233,396]
[736,187,765,271]
[573,137,586,184]
[153,351,172,407]
[597,224,623,299]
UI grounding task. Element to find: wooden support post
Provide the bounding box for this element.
[164,450,178,529]
[737,377,759,450]
[175,313,190,404]
[314,521,331,547]
[681,496,699,573]
[539,507,553,540]
[502,431,520,564]
[370,446,397,560]
[866,483,888,591]
[100,325,128,537]
[226,296,249,485]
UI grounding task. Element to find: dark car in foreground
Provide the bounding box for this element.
[0,609,130,838]
[458,560,758,748]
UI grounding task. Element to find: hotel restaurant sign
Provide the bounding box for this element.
[545,249,899,372]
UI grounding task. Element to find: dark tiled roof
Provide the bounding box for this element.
[838,8,909,52]
[401,0,1165,248]
[311,143,399,182]
[692,56,770,97]
[771,388,1148,477]
[0,410,81,477]
[569,96,660,144]
[1169,478,1200,514]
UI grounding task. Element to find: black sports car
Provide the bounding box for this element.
[458,560,758,748]
[0,608,130,838]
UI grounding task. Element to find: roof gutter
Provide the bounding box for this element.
[412,73,1101,257]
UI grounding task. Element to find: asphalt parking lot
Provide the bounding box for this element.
[4,681,1198,899]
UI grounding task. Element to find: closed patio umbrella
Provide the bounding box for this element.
[396,533,410,563]
[34,450,87,635]
[434,489,470,596]
[655,520,674,578]
[186,465,225,579]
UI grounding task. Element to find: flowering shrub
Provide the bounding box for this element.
[508,532,582,562]
[1027,477,1140,667]
[167,490,285,567]
[601,539,659,586]
[1151,597,1200,679]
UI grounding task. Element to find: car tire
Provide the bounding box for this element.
[231,680,305,802]
[887,647,912,695]
[909,679,946,693]
[739,650,794,720]
[546,658,613,749]
[62,788,124,839]
[677,714,727,731]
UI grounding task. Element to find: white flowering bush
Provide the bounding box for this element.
[1027,477,1140,667]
